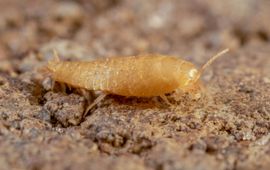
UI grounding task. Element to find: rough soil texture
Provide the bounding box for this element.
[1,0,270,170]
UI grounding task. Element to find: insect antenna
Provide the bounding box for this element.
[37,50,60,75]
[45,49,61,74]
[196,48,230,82]
[200,48,229,74]
[193,49,229,83]
[52,49,61,62]
[47,50,61,67]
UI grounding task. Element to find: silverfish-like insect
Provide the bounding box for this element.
[47,49,229,115]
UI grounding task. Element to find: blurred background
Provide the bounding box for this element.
[0,0,269,65]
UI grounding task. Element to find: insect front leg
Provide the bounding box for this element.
[186,81,204,100]
[172,81,204,101]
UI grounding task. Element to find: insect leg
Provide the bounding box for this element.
[160,94,173,106]
[51,79,55,91]
[67,84,72,91]
[187,81,204,100]
[60,83,66,93]
[79,89,92,102]
[83,93,107,117]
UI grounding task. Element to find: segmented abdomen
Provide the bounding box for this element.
[52,55,187,97]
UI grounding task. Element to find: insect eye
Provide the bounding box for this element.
[188,69,198,79]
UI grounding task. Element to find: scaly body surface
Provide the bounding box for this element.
[47,54,199,97]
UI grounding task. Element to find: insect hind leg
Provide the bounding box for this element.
[160,94,173,106]
[83,93,107,117]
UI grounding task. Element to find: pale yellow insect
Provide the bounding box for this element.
[47,49,229,115]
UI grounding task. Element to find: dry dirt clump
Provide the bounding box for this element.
[1,0,270,170]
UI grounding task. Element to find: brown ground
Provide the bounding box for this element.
[1,0,270,170]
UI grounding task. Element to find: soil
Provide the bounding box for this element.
[1,0,270,170]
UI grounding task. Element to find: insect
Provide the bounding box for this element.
[46,49,229,116]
